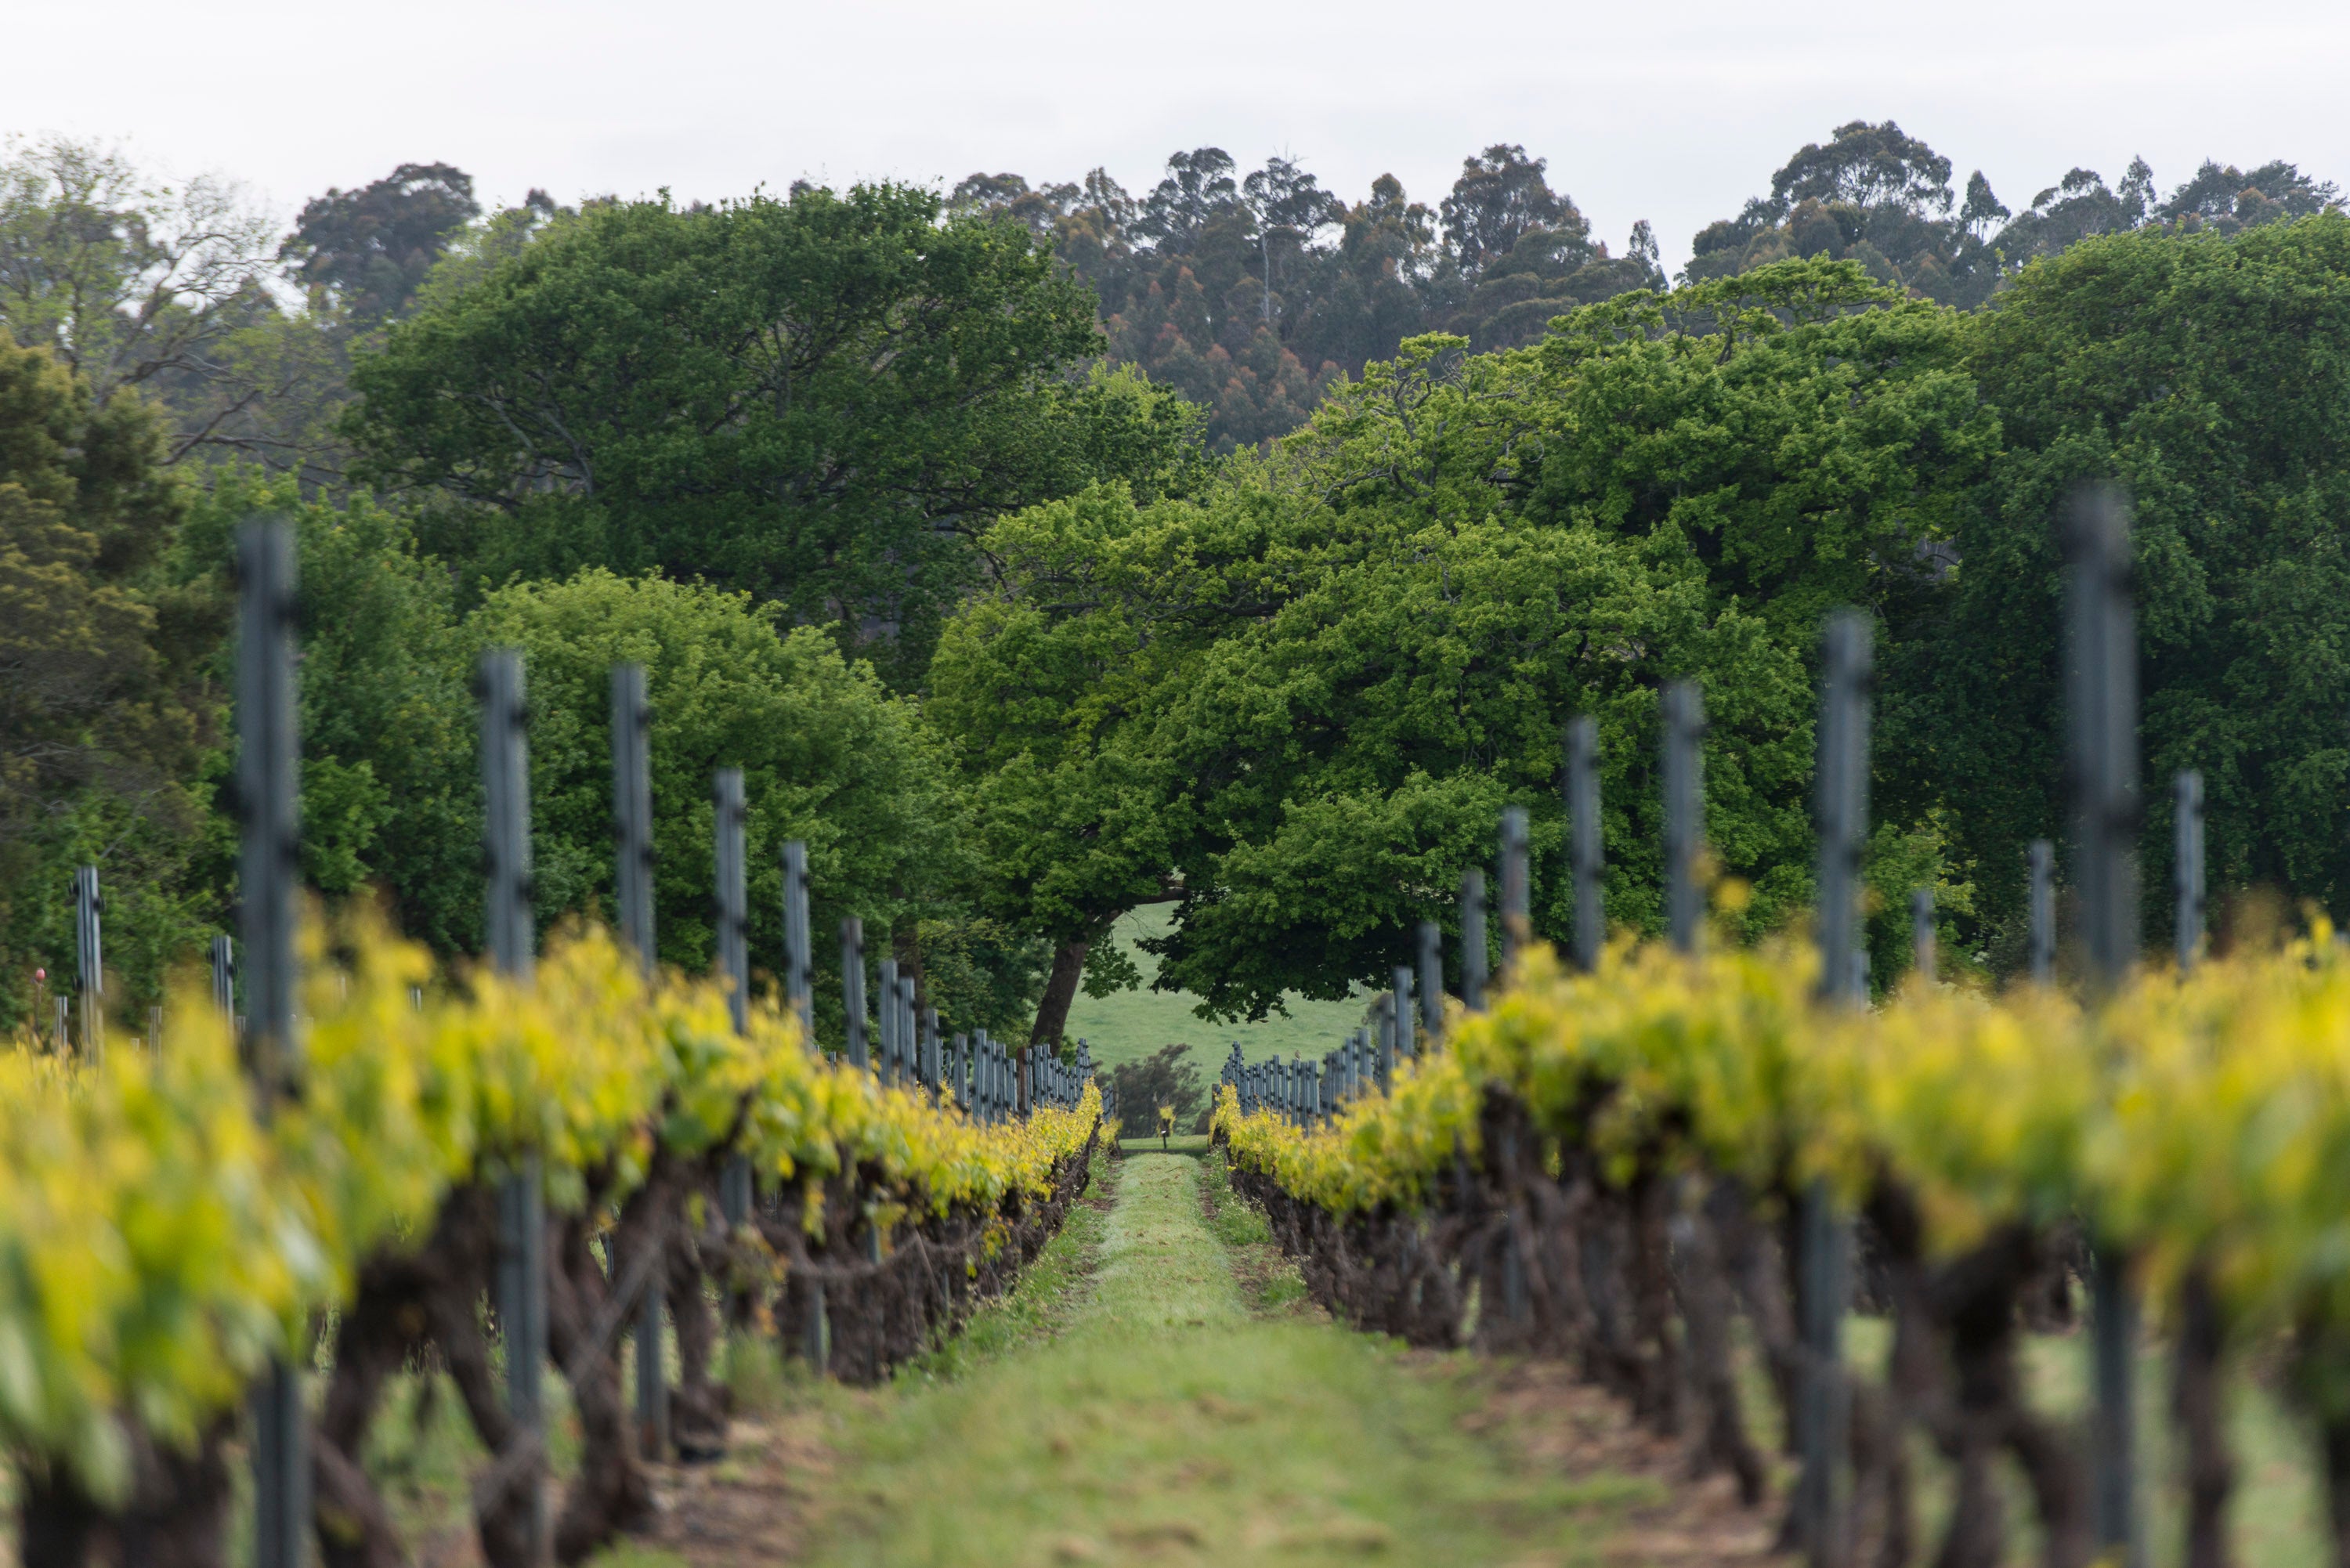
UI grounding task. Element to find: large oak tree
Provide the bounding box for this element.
[345,183,1199,685]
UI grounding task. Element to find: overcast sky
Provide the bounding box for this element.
[13,0,2348,273]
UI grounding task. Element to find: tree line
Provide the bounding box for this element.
[950,122,2337,448]
[3,126,2347,1047]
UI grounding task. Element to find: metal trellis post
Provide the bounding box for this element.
[483,647,548,1566]
[783,840,814,1044]
[609,664,669,1464]
[841,919,867,1071]
[2175,771,2204,972]
[2070,485,2142,1568]
[1662,681,1705,955]
[898,977,918,1094]
[1459,869,1488,1013]
[715,768,753,1226]
[1799,607,1871,1568]
[1499,805,1530,974]
[2028,839,2056,985]
[73,865,103,1063]
[1567,715,1603,973]
[1416,921,1442,1048]
[1391,964,1413,1074]
[211,934,236,1019]
[240,519,308,1568]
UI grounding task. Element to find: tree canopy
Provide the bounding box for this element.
[8,126,2348,1047]
[934,258,1994,1026]
[1893,213,2350,952]
[951,144,1667,455]
[346,184,1199,683]
[279,161,482,326]
[0,334,209,1028]
[1683,120,2342,310]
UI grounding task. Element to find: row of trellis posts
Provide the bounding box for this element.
[1215,486,2188,1568]
[37,518,1104,1566]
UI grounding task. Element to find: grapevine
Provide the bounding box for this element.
[1215,923,2350,1563]
[0,905,1099,1564]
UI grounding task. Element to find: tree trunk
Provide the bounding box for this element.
[2175,1263,2232,1568]
[1029,938,1090,1050]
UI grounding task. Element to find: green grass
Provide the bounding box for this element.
[1119,1132,1211,1155]
[905,1147,1120,1382]
[800,1151,1668,1567]
[2016,1323,2325,1568]
[1063,905,1370,1074]
[1193,1145,1311,1315]
[1828,1310,2326,1566]
[1194,1148,1271,1250]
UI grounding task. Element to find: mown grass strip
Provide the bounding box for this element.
[799,1152,1677,1567]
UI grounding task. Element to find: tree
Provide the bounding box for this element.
[345,185,1198,685]
[1960,172,2011,240]
[1109,1044,1206,1137]
[1433,218,1663,352]
[936,259,1994,1027]
[1770,120,1954,215]
[1898,214,2350,952]
[0,135,276,405]
[2155,160,2341,233]
[1137,149,1242,251]
[280,161,482,325]
[1440,145,1573,276]
[161,484,1028,1033]
[1994,163,2153,265]
[462,569,970,1043]
[947,173,1079,240]
[1285,174,1441,376]
[168,468,481,950]
[1682,122,2343,312]
[0,137,400,489]
[1023,144,1661,449]
[1241,155,1343,330]
[1681,121,1999,305]
[927,483,1199,1046]
[0,336,210,1028]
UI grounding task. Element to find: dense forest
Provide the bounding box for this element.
[3,124,2347,1046]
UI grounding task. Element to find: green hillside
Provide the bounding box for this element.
[1063,905,1372,1074]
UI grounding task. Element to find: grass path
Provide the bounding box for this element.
[786,1151,1762,1568]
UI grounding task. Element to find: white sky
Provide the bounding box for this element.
[13,0,2350,275]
